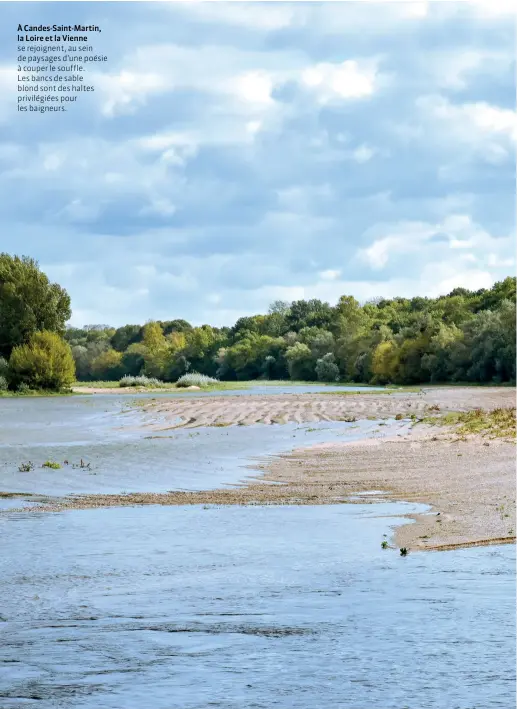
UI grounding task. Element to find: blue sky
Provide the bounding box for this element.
[1,1,515,327]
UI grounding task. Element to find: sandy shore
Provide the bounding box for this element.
[36,427,515,551]
[132,386,515,429]
[9,387,516,552]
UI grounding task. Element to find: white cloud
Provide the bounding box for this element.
[231,71,274,105]
[319,269,341,281]
[95,70,170,117]
[359,221,436,270]
[176,2,297,31]
[352,144,376,163]
[358,214,513,272]
[420,95,517,142]
[302,60,378,102]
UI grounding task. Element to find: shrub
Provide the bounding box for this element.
[9,330,75,390]
[0,375,8,392]
[315,352,340,382]
[42,460,61,469]
[176,372,219,388]
[119,374,163,388]
[16,382,30,394]
[0,357,8,378]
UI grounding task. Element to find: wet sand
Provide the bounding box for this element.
[133,385,515,429]
[10,387,516,552]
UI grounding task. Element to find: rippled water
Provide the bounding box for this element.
[0,391,514,708]
[0,393,406,496]
[0,504,514,709]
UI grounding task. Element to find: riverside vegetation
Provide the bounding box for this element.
[0,252,515,392]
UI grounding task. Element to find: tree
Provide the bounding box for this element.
[71,345,90,380]
[286,299,334,332]
[9,330,75,390]
[142,321,166,353]
[90,349,125,380]
[285,342,315,380]
[371,341,398,383]
[316,353,340,382]
[111,324,142,352]
[0,254,71,358]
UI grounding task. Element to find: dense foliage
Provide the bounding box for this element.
[0,254,71,359]
[9,330,76,390]
[64,277,516,385]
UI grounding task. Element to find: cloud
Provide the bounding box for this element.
[0,1,513,326]
[301,59,379,102]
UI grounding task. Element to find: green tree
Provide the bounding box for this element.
[111,324,142,352]
[90,349,125,380]
[9,330,75,390]
[315,353,340,382]
[142,321,166,352]
[0,254,71,358]
[285,342,315,380]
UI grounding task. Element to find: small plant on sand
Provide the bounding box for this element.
[400,547,408,556]
[422,407,516,440]
[42,460,61,469]
[176,372,219,388]
[18,461,34,472]
[395,413,404,420]
[381,541,389,549]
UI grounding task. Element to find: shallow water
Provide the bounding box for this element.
[0,504,514,709]
[0,391,514,708]
[0,394,407,496]
[86,383,387,397]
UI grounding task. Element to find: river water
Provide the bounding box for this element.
[0,389,514,708]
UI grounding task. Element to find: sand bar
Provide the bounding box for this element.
[8,387,516,552]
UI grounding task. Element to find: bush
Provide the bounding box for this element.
[315,353,340,382]
[119,374,163,388]
[176,372,219,388]
[0,375,8,391]
[9,331,75,390]
[16,383,30,394]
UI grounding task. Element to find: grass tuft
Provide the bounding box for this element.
[42,460,61,469]
[422,407,516,440]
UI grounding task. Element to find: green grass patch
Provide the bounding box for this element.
[422,407,516,439]
[73,380,121,388]
[321,386,424,396]
[42,460,61,469]
[0,388,75,398]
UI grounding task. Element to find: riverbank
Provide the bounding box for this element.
[34,426,514,551]
[4,387,515,552]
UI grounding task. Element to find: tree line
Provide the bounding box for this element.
[65,278,516,386]
[0,253,515,391]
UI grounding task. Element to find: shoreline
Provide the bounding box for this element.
[10,425,515,553]
[3,386,515,553]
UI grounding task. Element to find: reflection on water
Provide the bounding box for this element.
[0,504,514,709]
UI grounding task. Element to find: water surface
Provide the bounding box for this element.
[0,503,514,709]
[0,394,407,496]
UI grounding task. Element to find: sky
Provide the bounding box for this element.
[0,1,515,328]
